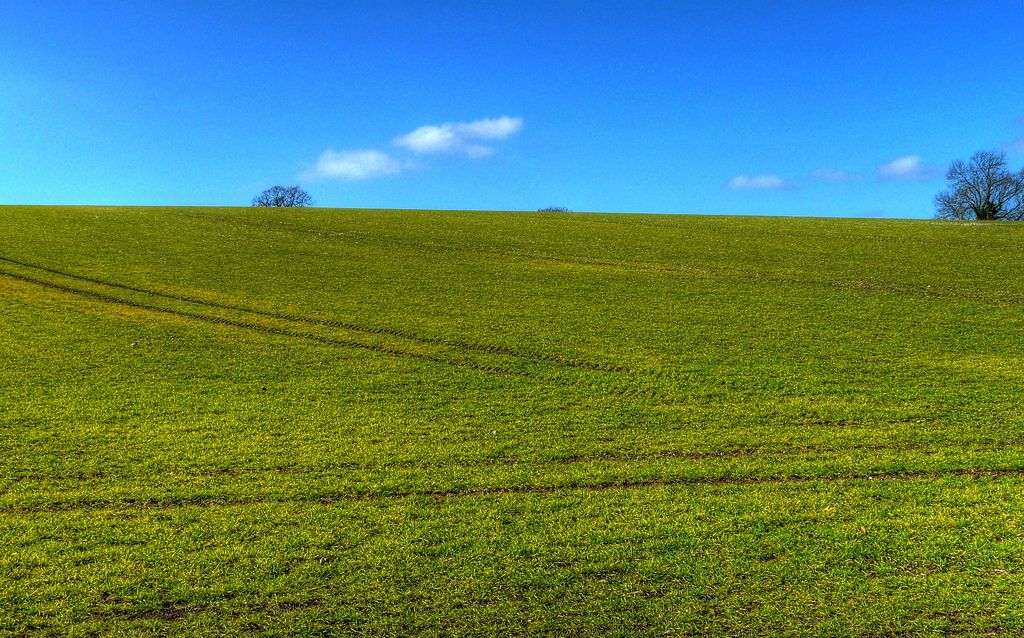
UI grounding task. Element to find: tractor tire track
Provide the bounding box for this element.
[0,255,626,374]
[0,260,685,405]
[9,436,1024,484]
[0,269,515,375]
[6,467,1024,514]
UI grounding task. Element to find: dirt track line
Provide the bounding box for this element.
[0,269,514,375]
[7,467,1023,514]
[11,436,1023,484]
[0,255,625,374]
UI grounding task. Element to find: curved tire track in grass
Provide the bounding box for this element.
[0,268,515,376]
[0,259,681,405]
[0,255,626,374]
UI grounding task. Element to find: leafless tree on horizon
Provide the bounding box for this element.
[252,185,314,208]
[935,151,1024,221]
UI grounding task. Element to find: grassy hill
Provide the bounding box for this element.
[2,205,1024,635]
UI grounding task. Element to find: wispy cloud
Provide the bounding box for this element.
[393,116,523,157]
[811,168,863,183]
[1003,136,1024,155]
[875,155,938,181]
[307,149,404,181]
[725,175,791,190]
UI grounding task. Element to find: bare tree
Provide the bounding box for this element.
[935,151,1024,221]
[252,185,314,208]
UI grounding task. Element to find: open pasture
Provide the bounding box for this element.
[2,206,1024,635]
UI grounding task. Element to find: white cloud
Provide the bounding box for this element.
[725,175,791,190]
[455,116,524,140]
[309,149,404,181]
[811,168,863,183]
[875,155,938,181]
[393,116,523,157]
[304,115,522,182]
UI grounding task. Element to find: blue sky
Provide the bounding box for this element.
[2,1,1023,217]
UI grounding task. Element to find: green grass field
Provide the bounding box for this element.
[2,205,1024,636]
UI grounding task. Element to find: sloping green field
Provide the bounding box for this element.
[2,206,1023,636]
